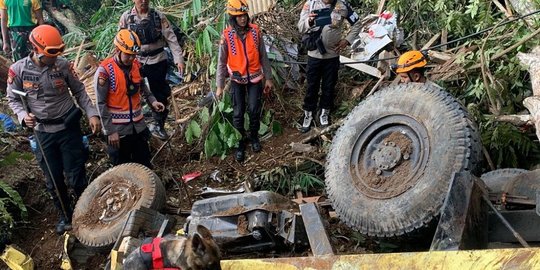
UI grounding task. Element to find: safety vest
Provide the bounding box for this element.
[100,57,144,124]
[224,24,263,84]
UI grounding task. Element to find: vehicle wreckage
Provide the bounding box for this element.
[31,79,538,270]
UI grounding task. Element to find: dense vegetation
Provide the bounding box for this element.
[59,0,540,168]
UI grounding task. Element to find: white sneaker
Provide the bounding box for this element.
[320,109,330,127]
[300,110,313,133]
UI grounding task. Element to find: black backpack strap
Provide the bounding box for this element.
[150,8,162,30]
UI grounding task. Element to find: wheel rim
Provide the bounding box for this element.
[96,179,142,223]
[350,115,430,199]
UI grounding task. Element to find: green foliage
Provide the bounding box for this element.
[481,121,539,168]
[257,161,325,196]
[0,181,28,240]
[0,152,33,168]
[386,0,540,168]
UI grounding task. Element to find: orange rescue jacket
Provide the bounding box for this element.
[224,24,264,84]
[100,57,144,124]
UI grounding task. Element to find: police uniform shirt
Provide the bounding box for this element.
[6,54,98,133]
[119,7,184,66]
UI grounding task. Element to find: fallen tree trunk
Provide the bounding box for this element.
[43,5,83,35]
[493,114,533,126]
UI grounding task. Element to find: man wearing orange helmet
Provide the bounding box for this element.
[394,50,429,83]
[0,0,44,61]
[95,29,165,168]
[119,0,185,140]
[216,0,274,162]
[6,24,101,234]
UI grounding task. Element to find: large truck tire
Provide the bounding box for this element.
[325,83,482,237]
[72,163,166,249]
[481,168,529,193]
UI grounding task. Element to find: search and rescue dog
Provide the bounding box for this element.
[123,225,221,270]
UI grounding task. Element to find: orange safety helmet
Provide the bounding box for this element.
[394,50,427,73]
[29,25,65,57]
[114,29,141,55]
[227,0,249,16]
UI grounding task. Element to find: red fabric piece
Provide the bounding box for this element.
[140,237,181,270]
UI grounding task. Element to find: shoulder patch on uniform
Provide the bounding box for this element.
[7,68,16,84]
[162,17,170,28]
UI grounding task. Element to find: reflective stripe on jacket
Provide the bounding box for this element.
[100,58,144,124]
[224,24,263,84]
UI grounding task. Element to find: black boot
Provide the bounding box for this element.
[235,139,246,162]
[56,218,72,235]
[55,213,72,235]
[251,133,261,153]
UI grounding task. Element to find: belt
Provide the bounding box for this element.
[139,47,164,57]
[36,117,64,125]
[9,25,36,32]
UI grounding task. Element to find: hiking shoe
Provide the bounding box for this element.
[320,109,330,127]
[56,218,72,235]
[300,110,313,133]
[152,126,169,140]
[251,137,262,153]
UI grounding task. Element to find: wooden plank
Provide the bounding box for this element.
[493,0,512,17]
[421,33,441,50]
[171,85,191,97]
[376,0,386,15]
[441,30,448,51]
[340,55,382,78]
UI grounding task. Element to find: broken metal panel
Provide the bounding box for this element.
[221,248,540,270]
[247,0,276,16]
[489,210,540,242]
[186,191,307,253]
[430,172,488,251]
[299,203,334,256]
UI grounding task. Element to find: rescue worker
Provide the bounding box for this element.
[0,0,44,61]
[297,0,360,133]
[394,50,429,83]
[95,29,165,168]
[6,24,101,234]
[216,0,273,162]
[119,0,185,140]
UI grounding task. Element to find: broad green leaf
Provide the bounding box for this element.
[258,122,269,135]
[192,0,202,16]
[189,120,202,138]
[204,129,223,158]
[206,25,220,38]
[0,181,27,220]
[263,110,272,125]
[271,121,283,136]
[200,107,210,124]
[185,122,194,144]
[203,29,212,55]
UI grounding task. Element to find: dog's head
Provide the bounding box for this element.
[184,225,221,270]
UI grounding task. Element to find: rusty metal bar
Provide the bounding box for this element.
[299,203,334,256]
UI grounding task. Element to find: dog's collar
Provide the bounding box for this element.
[140,237,182,270]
